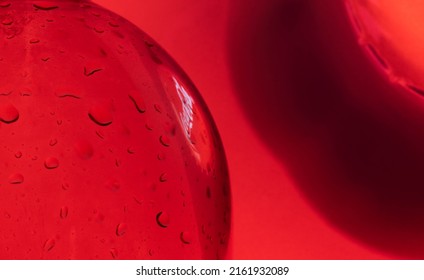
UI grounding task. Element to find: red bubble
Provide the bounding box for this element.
[0,104,19,124]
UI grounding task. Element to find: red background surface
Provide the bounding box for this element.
[92,0,418,259]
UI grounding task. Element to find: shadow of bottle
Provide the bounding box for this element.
[228,0,424,258]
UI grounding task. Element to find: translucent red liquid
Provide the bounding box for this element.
[0,0,230,259]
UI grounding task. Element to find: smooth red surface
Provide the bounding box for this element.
[94,0,424,259]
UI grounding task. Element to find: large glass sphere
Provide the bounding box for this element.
[0,0,230,259]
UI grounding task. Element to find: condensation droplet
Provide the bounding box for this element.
[180,231,192,244]
[43,238,55,252]
[116,223,127,236]
[108,21,119,28]
[9,173,24,184]
[93,26,104,33]
[61,183,69,191]
[145,123,153,131]
[84,67,103,76]
[0,1,11,8]
[1,17,13,25]
[105,179,120,191]
[49,138,58,146]
[88,104,113,126]
[156,211,169,228]
[74,140,94,159]
[127,147,135,154]
[0,90,11,96]
[154,104,162,113]
[159,135,170,147]
[110,248,118,259]
[159,173,167,183]
[0,104,19,123]
[14,151,22,158]
[33,3,58,11]
[20,89,32,96]
[128,92,146,113]
[44,157,59,169]
[93,131,103,141]
[60,206,68,219]
[29,38,40,44]
[157,152,166,160]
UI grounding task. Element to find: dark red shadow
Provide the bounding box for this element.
[228,0,424,258]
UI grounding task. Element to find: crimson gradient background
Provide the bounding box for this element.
[93,0,424,259]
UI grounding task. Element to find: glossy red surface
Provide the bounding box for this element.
[0,0,230,259]
[3,0,424,260]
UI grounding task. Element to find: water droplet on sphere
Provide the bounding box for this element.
[128,91,146,113]
[108,21,119,28]
[1,17,13,25]
[60,206,68,219]
[0,1,11,8]
[159,173,167,183]
[156,211,169,228]
[44,157,59,169]
[0,104,19,123]
[43,238,55,251]
[159,135,170,147]
[9,173,24,184]
[116,223,127,236]
[93,26,104,33]
[88,104,113,126]
[180,231,192,244]
[145,123,153,131]
[154,104,162,113]
[84,67,103,77]
[33,3,58,11]
[14,151,22,158]
[157,152,166,160]
[49,138,58,146]
[110,248,118,259]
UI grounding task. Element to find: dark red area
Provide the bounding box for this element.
[228,0,424,258]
